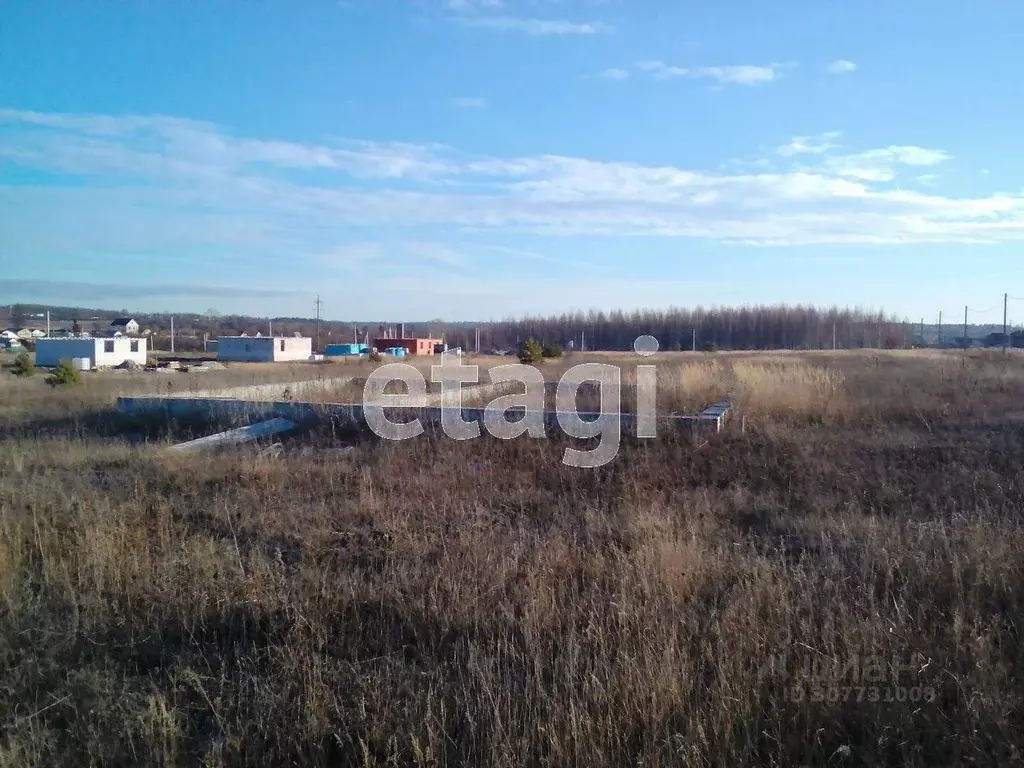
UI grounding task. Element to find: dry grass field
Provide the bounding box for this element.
[2,349,1024,766]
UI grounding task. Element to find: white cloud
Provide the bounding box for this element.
[634,61,785,85]
[692,64,780,85]
[1,108,1021,252]
[456,16,610,35]
[601,67,630,80]
[777,131,843,157]
[826,59,857,75]
[452,97,488,109]
[819,146,951,182]
[635,60,690,79]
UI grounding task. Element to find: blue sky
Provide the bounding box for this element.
[3,0,1024,323]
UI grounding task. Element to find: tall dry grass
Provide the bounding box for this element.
[732,361,846,421]
[647,360,731,414]
[1,350,1024,765]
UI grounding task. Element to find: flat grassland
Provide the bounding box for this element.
[2,350,1024,766]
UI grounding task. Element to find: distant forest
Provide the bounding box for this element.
[464,307,910,352]
[4,302,1021,352]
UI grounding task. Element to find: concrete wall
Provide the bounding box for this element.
[181,377,510,404]
[187,376,357,400]
[35,337,147,368]
[217,336,312,362]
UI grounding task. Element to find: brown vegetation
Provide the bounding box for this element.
[1,350,1024,766]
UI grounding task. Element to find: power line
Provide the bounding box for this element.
[966,303,1003,314]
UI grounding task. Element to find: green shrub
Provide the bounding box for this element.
[541,343,563,359]
[12,352,35,377]
[518,339,544,364]
[45,359,82,387]
[703,340,716,353]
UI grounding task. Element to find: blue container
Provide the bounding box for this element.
[386,347,407,357]
[324,343,369,356]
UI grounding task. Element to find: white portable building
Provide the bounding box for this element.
[34,337,148,368]
[215,336,313,362]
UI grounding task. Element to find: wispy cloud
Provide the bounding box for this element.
[456,16,610,35]
[777,131,843,156]
[818,146,951,182]
[694,64,782,85]
[635,60,689,79]
[826,59,857,75]
[1,107,1020,254]
[452,96,488,109]
[634,60,786,85]
[601,67,629,80]
[773,134,950,183]
[0,278,307,302]
[0,108,457,179]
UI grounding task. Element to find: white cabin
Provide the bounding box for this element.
[34,337,148,368]
[215,336,313,362]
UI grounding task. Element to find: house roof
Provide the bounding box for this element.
[110,317,136,326]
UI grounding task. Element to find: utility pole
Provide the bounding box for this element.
[832,322,837,351]
[921,318,925,347]
[46,310,50,338]
[314,294,323,352]
[170,315,175,354]
[269,319,273,337]
[1004,292,1010,354]
[581,330,585,352]
[692,328,697,352]
[475,327,480,354]
[964,305,969,350]
[938,311,943,346]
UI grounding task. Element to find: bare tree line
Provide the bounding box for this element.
[443,306,909,353]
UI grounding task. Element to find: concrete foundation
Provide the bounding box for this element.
[116,378,731,438]
[117,395,731,436]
